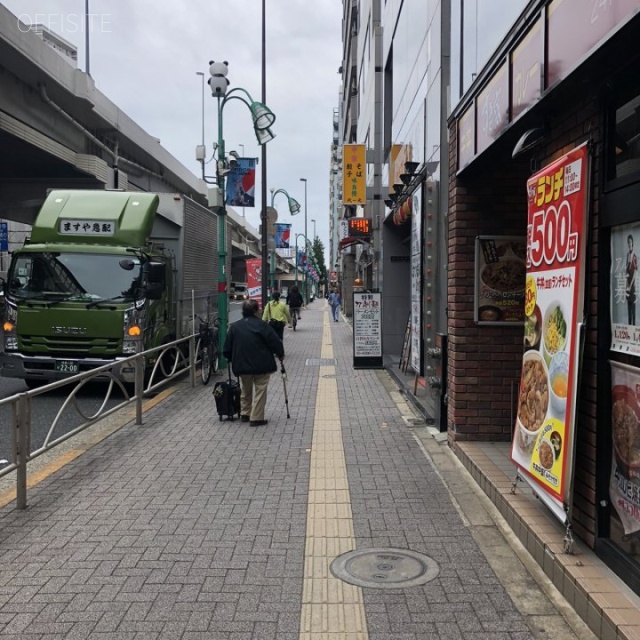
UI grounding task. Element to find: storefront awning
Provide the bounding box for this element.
[339,236,369,251]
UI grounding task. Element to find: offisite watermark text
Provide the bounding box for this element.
[18,13,112,33]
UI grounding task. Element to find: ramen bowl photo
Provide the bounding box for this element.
[549,351,569,415]
[611,385,640,480]
[516,350,549,453]
[542,302,567,365]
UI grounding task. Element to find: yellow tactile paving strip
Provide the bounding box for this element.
[299,308,369,640]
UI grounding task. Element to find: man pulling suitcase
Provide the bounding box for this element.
[222,299,285,426]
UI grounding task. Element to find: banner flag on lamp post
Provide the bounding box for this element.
[226,158,256,207]
[274,223,291,248]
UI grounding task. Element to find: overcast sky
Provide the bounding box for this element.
[3,1,342,264]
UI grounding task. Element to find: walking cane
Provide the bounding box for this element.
[279,358,290,419]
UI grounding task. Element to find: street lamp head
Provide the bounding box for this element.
[249,101,276,130]
[208,60,229,96]
[288,197,301,215]
[255,127,275,145]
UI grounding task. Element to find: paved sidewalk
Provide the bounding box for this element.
[0,302,589,639]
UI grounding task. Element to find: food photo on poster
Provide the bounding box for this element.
[475,236,526,324]
[513,264,577,493]
[609,361,640,535]
[610,222,640,355]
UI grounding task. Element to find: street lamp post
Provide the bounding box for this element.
[311,218,316,240]
[206,60,276,366]
[299,178,308,303]
[294,233,310,294]
[269,188,301,292]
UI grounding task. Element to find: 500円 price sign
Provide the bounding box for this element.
[353,291,383,369]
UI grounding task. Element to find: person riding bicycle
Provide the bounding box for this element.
[286,285,303,323]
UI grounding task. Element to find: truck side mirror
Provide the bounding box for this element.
[119,258,136,271]
[144,262,165,300]
[147,262,165,285]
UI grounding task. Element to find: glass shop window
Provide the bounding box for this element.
[613,92,640,181]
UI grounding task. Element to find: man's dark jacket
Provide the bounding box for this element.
[223,316,284,376]
[287,290,303,308]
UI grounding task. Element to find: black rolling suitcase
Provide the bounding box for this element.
[212,364,241,420]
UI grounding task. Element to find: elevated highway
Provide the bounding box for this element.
[0,5,296,284]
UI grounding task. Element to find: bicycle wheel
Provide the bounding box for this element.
[210,345,220,373]
[201,346,212,384]
[292,312,297,331]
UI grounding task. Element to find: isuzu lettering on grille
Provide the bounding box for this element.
[52,326,88,335]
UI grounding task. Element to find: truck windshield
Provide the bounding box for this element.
[7,252,142,301]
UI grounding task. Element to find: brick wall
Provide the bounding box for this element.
[447,97,602,545]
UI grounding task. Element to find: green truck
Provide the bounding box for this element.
[1,189,219,387]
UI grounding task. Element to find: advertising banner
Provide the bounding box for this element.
[274,223,291,249]
[410,190,422,374]
[475,236,527,324]
[245,257,262,301]
[353,292,383,369]
[511,142,590,523]
[342,144,366,205]
[225,158,256,207]
[611,222,640,355]
[609,361,640,535]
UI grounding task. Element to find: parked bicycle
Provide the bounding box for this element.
[197,316,220,384]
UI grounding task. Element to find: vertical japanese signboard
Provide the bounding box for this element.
[0,221,7,251]
[610,222,640,355]
[410,190,422,373]
[353,291,383,369]
[342,144,366,205]
[511,142,590,524]
[246,258,262,301]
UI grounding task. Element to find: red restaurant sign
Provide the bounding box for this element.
[511,142,590,522]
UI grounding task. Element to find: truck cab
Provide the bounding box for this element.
[1,190,175,387]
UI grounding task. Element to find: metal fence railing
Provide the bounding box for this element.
[0,332,204,509]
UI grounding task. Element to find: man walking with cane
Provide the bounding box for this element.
[223,299,284,427]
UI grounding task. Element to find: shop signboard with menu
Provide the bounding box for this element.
[474,236,527,324]
[609,361,640,535]
[511,142,590,524]
[610,222,640,355]
[353,292,383,369]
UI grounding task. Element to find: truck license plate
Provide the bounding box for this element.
[55,360,79,374]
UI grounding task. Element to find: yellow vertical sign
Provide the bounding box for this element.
[342,144,366,205]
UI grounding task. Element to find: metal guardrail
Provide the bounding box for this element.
[0,333,204,509]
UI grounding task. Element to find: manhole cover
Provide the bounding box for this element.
[305,358,337,366]
[330,548,439,589]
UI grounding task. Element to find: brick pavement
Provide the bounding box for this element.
[0,302,556,639]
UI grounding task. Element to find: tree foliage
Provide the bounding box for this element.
[311,237,328,285]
